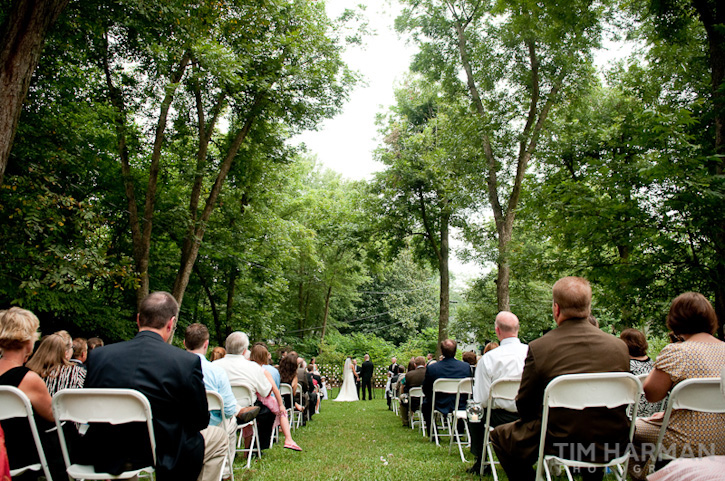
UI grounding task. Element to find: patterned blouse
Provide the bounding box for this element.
[44,364,86,396]
[630,357,666,417]
[635,341,725,457]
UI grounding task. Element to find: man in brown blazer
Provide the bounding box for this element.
[400,356,427,426]
[490,277,630,481]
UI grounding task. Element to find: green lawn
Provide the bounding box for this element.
[233,387,495,481]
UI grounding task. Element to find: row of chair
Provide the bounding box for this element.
[0,381,307,481]
[396,373,725,481]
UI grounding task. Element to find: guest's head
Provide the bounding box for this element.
[72,337,88,363]
[407,360,416,371]
[620,328,648,358]
[462,350,477,366]
[249,343,269,366]
[307,364,314,372]
[495,311,519,340]
[87,337,104,350]
[414,356,426,367]
[279,352,299,383]
[209,346,226,361]
[54,330,73,360]
[225,331,249,355]
[426,353,433,361]
[440,339,457,359]
[138,292,179,341]
[483,342,499,354]
[552,276,591,322]
[297,357,306,368]
[26,334,72,378]
[0,307,40,354]
[184,323,210,353]
[666,292,718,336]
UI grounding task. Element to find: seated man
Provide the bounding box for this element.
[491,277,630,481]
[83,292,227,481]
[214,331,276,450]
[468,311,528,474]
[184,324,259,469]
[400,356,426,427]
[71,337,88,369]
[422,339,472,436]
[296,358,317,423]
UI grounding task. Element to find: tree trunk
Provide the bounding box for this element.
[194,264,220,337]
[496,223,512,312]
[225,266,238,341]
[437,214,450,353]
[321,285,332,341]
[0,0,69,185]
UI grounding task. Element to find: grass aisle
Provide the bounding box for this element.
[235,388,484,481]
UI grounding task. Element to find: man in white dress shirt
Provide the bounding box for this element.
[214,331,275,450]
[468,311,529,474]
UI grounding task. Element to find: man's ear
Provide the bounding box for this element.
[136,313,141,329]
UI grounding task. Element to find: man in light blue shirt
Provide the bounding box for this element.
[185,324,259,468]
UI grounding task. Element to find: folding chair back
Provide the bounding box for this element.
[206,391,234,481]
[408,387,426,435]
[231,384,255,407]
[481,377,521,479]
[653,377,725,462]
[430,378,466,445]
[0,386,54,480]
[449,378,474,461]
[279,383,297,429]
[534,372,641,481]
[230,384,261,468]
[52,388,156,480]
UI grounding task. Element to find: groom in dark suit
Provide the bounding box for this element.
[361,354,374,400]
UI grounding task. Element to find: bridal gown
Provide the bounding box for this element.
[334,359,359,402]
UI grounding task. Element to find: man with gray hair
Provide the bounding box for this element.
[214,331,276,450]
[468,311,529,474]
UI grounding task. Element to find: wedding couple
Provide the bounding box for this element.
[335,355,373,401]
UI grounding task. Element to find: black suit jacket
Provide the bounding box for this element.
[83,331,209,481]
[361,360,374,381]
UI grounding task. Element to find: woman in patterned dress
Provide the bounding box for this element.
[620,328,666,417]
[629,292,725,480]
[26,333,85,396]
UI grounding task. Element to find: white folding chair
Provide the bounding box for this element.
[391,381,399,415]
[430,378,463,446]
[0,386,54,480]
[481,377,521,479]
[279,383,298,431]
[651,377,725,464]
[408,387,426,435]
[230,385,261,469]
[52,388,156,480]
[449,378,474,462]
[206,390,234,481]
[294,384,305,428]
[534,372,641,481]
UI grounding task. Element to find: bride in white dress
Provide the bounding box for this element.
[334,357,359,402]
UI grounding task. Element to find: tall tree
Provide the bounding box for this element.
[374,79,477,348]
[0,0,69,185]
[397,0,606,310]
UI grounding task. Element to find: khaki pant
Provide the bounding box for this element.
[197,426,229,481]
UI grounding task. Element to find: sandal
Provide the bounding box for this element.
[284,441,302,451]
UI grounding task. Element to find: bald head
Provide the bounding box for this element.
[495,311,519,340]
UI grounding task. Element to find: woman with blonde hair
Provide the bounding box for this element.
[26,333,86,396]
[0,307,65,479]
[209,346,226,362]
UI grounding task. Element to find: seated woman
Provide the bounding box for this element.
[26,333,86,396]
[630,292,725,480]
[620,328,666,418]
[279,353,304,414]
[0,307,65,480]
[249,344,300,451]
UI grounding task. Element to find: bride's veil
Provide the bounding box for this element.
[343,357,352,374]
